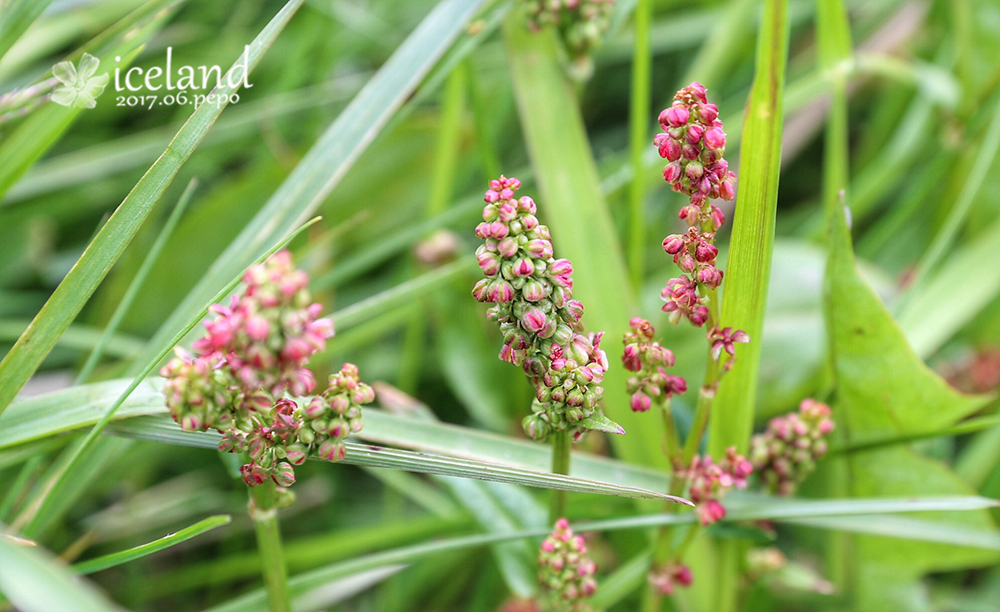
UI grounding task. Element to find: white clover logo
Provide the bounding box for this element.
[51,53,109,109]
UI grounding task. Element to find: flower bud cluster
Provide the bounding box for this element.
[621,318,688,412]
[161,251,373,489]
[521,0,615,58]
[296,364,373,464]
[473,176,608,441]
[538,518,598,611]
[161,352,234,432]
[750,399,835,495]
[524,332,609,440]
[681,447,753,525]
[647,561,693,596]
[192,250,334,399]
[655,81,735,207]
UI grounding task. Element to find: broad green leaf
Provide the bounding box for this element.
[709,0,790,457]
[73,515,231,574]
[824,101,1000,612]
[0,531,126,612]
[134,0,491,373]
[503,16,652,468]
[0,0,305,415]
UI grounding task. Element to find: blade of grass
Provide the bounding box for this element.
[0,0,305,416]
[0,532,126,612]
[706,2,790,610]
[73,515,231,574]
[2,392,672,495]
[504,15,650,467]
[76,179,198,384]
[0,320,145,357]
[4,76,364,203]
[199,495,1000,612]
[107,416,690,503]
[17,218,319,536]
[709,0,790,455]
[814,0,854,594]
[627,0,652,290]
[134,0,491,373]
[783,515,1000,550]
[0,0,55,62]
[896,92,1000,315]
[331,259,476,330]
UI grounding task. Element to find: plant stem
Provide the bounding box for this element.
[659,398,681,467]
[249,481,291,612]
[549,430,571,522]
[682,385,717,465]
[628,0,652,290]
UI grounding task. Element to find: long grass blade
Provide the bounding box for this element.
[76,179,198,384]
[709,0,790,456]
[73,515,231,574]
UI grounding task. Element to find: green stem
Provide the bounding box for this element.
[627,0,652,290]
[249,481,291,612]
[682,385,717,465]
[549,430,571,522]
[659,398,681,468]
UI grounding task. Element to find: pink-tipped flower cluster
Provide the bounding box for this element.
[538,518,598,611]
[473,176,608,441]
[192,251,333,401]
[655,83,742,339]
[522,0,615,57]
[655,81,735,207]
[621,318,687,412]
[647,561,693,596]
[161,251,373,489]
[682,447,753,525]
[750,399,835,495]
